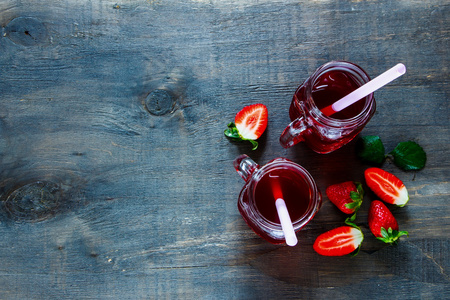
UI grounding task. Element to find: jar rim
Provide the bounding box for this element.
[246,158,321,232]
[304,60,375,127]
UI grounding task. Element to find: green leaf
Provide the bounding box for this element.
[356,135,386,164]
[345,182,364,211]
[355,182,364,196]
[389,141,427,171]
[224,122,241,140]
[376,227,409,244]
[345,200,360,209]
[224,122,259,150]
[380,227,390,239]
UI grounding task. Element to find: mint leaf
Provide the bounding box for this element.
[389,141,426,170]
[356,135,386,164]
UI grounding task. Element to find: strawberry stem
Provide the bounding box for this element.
[345,213,359,228]
[350,243,363,257]
[247,139,259,150]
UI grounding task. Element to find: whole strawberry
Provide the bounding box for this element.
[368,200,408,244]
[326,181,364,214]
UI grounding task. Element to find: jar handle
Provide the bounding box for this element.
[234,154,259,182]
[279,117,308,148]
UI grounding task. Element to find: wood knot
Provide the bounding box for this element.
[144,89,175,116]
[3,181,61,222]
[4,17,48,46]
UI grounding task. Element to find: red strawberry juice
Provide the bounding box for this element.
[281,61,376,153]
[254,168,310,223]
[311,70,366,119]
[235,155,322,244]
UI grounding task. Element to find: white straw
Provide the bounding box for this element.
[325,63,406,115]
[275,198,298,246]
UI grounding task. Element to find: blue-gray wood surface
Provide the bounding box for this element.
[0,0,448,299]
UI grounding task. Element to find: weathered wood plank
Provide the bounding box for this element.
[0,0,448,298]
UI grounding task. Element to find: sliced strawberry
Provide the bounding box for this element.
[313,226,364,256]
[326,181,364,214]
[368,200,408,244]
[224,104,268,150]
[364,167,409,206]
[235,103,268,140]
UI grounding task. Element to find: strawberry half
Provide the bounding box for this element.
[364,167,409,206]
[224,104,268,150]
[368,200,408,244]
[313,226,364,256]
[326,181,364,214]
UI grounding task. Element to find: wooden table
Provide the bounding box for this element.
[0,0,448,298]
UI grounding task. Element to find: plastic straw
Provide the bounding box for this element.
[275,198,298,246]
[271,174,298,246]
[321,63,406,116]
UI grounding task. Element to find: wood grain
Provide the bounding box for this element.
[0,0,448,298]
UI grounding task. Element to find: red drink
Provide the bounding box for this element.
[235,155,322,244]
[281,61,376,153]
[254,168,310,224]
[289,70,364,121]
[311,70,366,119]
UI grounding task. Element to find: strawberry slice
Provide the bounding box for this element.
[364,167,409,206]
[313,226,364,256]
[326,181,364,214]
[368,200,408,244]
[224,104,268,150]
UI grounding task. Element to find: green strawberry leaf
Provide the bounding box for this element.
[389,141,426,171]
[380,227,390,239]
[345,199,361,209]
[345,182,364,211]
[376,227,409,244]
[356,135,386,164]
[224,122,241,140]
[355,182,364,196]
[224,122,259,150]
[350,182,364,200]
